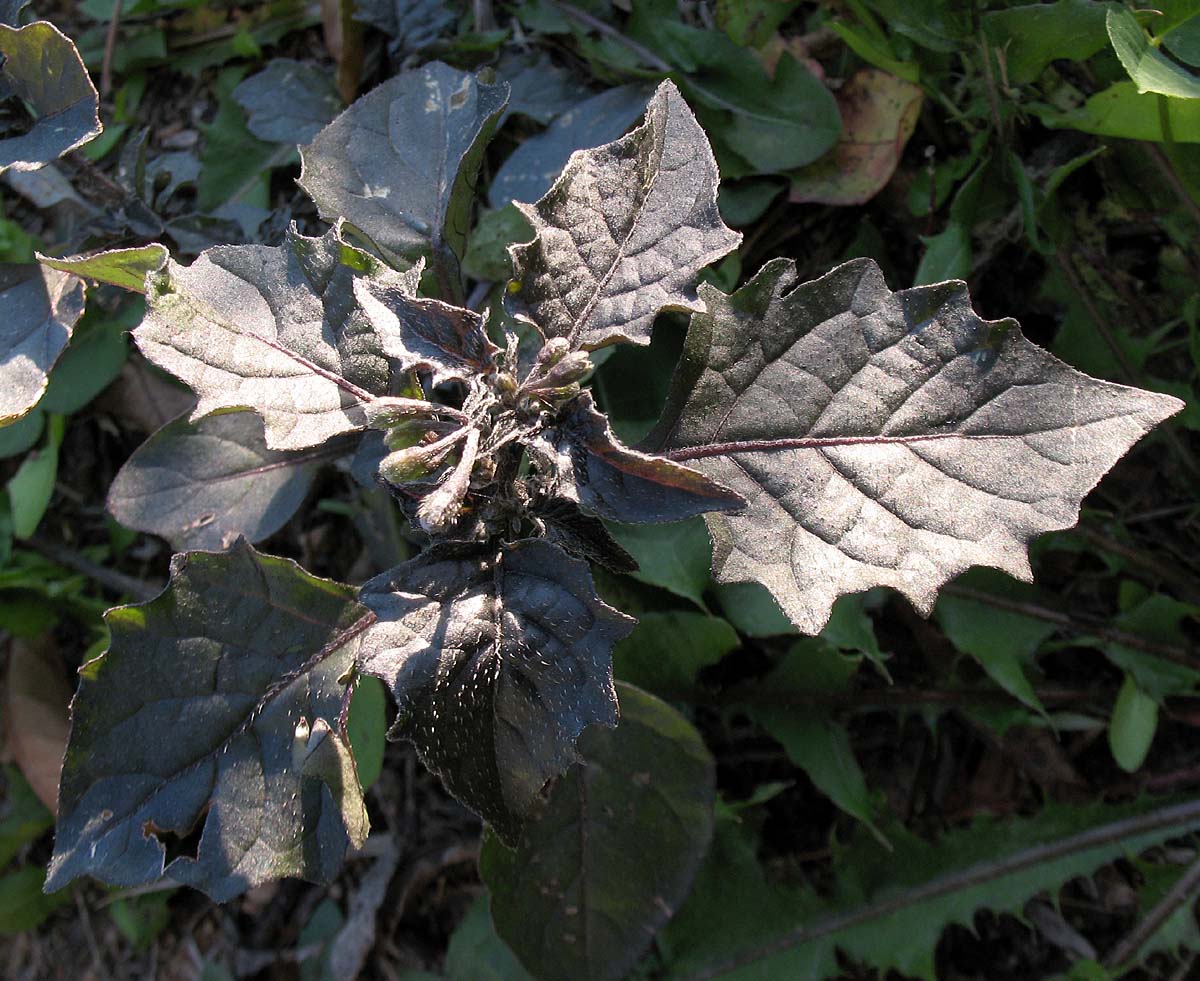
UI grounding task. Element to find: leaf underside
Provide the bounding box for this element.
[108,410,341,551]
[648,257,1183,634]
[299,61,508,264]
[134,225,420,451]
[0,264,86,426]
[508,79,741,351]
[481,683,716,981]
[357,539,634,843]
[46,541,372,902]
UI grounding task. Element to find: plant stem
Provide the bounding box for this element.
[682,798,1200,980]
[26,536,161,602]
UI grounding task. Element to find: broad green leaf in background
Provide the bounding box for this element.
[980,0,1109,85]
[37,245,167,293]
[357,539,634,843]
[716,0,798,47]
[197,66,281,211]
[0,865,69,934]
[606,517,714,608]
[346,676,386,791]
[46,542,373,901]
[300,62,508,267]
[107,411,341,551]
[38,297,141,415]
[481,684,715,981]
[1107,5,1200,99]
[1109,674,1158,772]
[0,21,101,171]
[664,797,1200,979]
[442,894,534,981]
[6,413,64,539]
[233,58,342,145]
[489,85,649,209]
[0,265,86,425]
[613,610,739,694]
[1041,81,1200,141]
[463,205,533,282]
[646,258,1183,635]
[0,766,52,869]
[508,80,741,351]
[1164,13,1200,66]
[1092,590,1200,698]
[790,68,923,207]
[135,225,421,450]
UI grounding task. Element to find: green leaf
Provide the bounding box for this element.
[606,517,713,608]
[1109,674,1159,772]
[108,410,336,551]
[0,864,69,934]
[358,539,634,842]
[0,265,86,426]
[981,0,1109,85]
[39,302,136,415]
[481,683,715,981]
[716,0,798,46]
[347,676,386,791]
[46,541,373,901]
[1164,14,1200,66]
[135,225,421,451]
[1108,5,1200,99]
[914,222,971,285]
[37,245,168,293]
[300,62,508,266]
[1041,80,1200,141]
[613,610,739,694]
[664,798,1200,979]
[197,67,281,211]
[443,894,534,981]
[508,80,741,351]
[6,413,64,539]
[463,205,533,283]
[0,765,52,869]
[646,258,1183,635]
[0,21,101,171]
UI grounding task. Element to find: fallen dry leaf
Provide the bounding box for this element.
[5,636,73,814]
[790,68,923,206]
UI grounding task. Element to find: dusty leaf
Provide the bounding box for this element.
[135,225,420,450]
[299,62,508,264]
[790,69,923,206]
[234,58,342,145]
[647,258,1183,634]
[0,264,86,426]
[508,80,741,351]
[480,683,715,981]
[108,410,344,551]
[46,541,373,901]
[0,22,101,172]
[357,539,634,843]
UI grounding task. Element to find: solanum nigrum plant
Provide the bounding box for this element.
[40,62,1181,976]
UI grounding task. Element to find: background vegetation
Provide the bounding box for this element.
[1,0,1199,978]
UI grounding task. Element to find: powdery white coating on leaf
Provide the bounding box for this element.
[134,226,420,451]
[508,79,742,351]
[0,264,85,425]
[357,539,635,843]
[651,257,1184,635]
[46,541,372,902]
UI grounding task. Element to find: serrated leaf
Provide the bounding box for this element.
[508,80,741,352]
[489,84,650,209]
[0,265,86,425]
[46,541,374,901]
[134,225,421,451]
[536,392,743,523]
[37,245,168,293]
[108,410,341,551]
[664,797,1200,980]
[357,539,634,842]
[0,22,101,172]
[1108,6,1200,99]
[481,683,715,981]
[233,58,342,145]
[299,62,508,265]
[535,497,640,574]
[352,280,498,385]
[647,258,1184,634]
